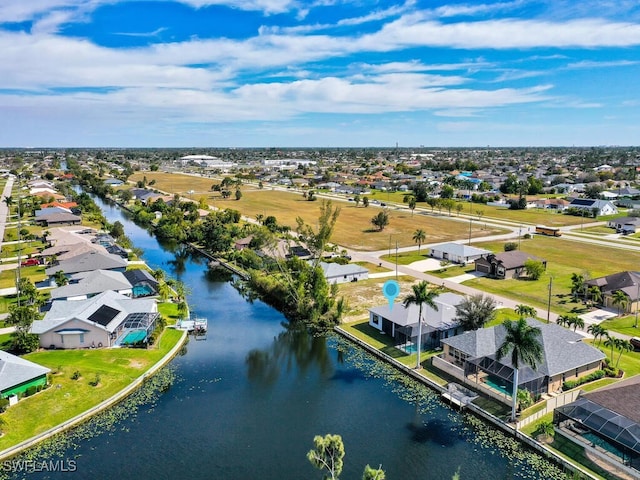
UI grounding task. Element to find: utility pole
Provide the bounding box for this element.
[635,282,639,328]
[395,240,398,280]
[546,277,553,323]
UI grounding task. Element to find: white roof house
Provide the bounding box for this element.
[50,269,133,301]
[0,350,50,398]
[320,262,368,284]
[32,291,158,349]
[427,243,492,265]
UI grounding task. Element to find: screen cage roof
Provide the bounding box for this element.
[556,397,640,455]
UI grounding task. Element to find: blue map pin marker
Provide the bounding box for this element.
[382,280,400,311]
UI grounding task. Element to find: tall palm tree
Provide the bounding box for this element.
[570,273,585,301]
[496,318,543,422]
[402,281,439,369]
[412,229,426,254]
[604,334,616,363]
[615,338,633,368]
[588,286,603,307]
[611,290,629,316]
[571,316,585,332]
[587,324,607,346]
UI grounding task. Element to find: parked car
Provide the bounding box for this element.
[631,337,640,351]
[21,258,40,267]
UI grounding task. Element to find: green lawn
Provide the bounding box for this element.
[0,265,47,289]
[455,236,640,317]
[600,314,640,337]
[0,333,12,351]
[0,328,183,449]
[158,302,180,324]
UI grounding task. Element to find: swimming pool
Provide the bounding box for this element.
[581,431,625,459]
[484,376,512,397]
[133,284,154,297]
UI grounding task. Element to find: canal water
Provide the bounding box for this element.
[17,196,562,480]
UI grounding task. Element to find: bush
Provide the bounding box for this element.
[504,242,518,251]
[25,386,37,397]
[0,398,9,413]
[89,374,101,387]
[563,370,606,391]
[71,370,81,380]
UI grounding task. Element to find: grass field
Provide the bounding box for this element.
[0,328,183,449]
[0,265,47,289]
[130,171,508,250]
[451,235,640,316]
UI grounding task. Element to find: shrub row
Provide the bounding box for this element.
[562,370,605,391]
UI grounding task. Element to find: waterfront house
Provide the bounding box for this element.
[585,271,640,313]
[474,251,546,279]
[368,292,465,351]
[320,262,368,284]
[554,375,640,474]
[434,319,605,403]
[0,350,50,401]
[45,251,128,286]
[31,290,159,349]
[50,269,134,301]
[428,243,491,265]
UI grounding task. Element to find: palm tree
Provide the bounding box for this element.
[402,281,439,369]
[615,338,633,368]
[604,334,616,363]
[53,270,68,287]
[496,318,543,422]
[570,273,585,301]
[587,324,607,346]
[588,286,603,307]
[454,294,497,331]
[571,316,585,332]
[515,304,536,319]
[412,229,426,254]
[611,290,629,316]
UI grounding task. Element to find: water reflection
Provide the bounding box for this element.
[246,327,334,388]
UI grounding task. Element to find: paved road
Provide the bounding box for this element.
[0,176,14,258]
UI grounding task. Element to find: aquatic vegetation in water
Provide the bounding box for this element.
[4,367,177,479]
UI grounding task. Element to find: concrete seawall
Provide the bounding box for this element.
[0,330,188,461]
[334,326,598,480]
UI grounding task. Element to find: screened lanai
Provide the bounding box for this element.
[555,397,640,471]
[465,354,548,397]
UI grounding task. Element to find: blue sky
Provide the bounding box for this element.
[1,0,640,147]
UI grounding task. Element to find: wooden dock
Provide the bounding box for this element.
[187,243,250,280]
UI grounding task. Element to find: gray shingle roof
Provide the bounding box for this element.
[320,262,368,279]
[369,292,465,330]
[32,290,156,334]
[442,319,605,377]
[45,251,127,276]
[50,269,132,299]
[0,351,50,394]
[429,242,491,258]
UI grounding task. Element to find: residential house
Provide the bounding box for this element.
[50,269,134,301]
[122,269,159,298]
[0,351,50,401]
[585,271,640,313]
[34,212,82,226]
[428,243,491,265]
[320,262,368,284]
[534,198,570,211]
[368,292,465,351]
[104,178,124,186]
[45,251,128,282]
[554,375,640,474]
[435,319,605,404]
[31,290,159,349]
[568,198,618,216]
[474,251,546,279]
[606,217,640,234]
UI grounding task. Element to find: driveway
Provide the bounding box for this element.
[579,308,618,325]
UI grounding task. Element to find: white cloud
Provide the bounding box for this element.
[566,60,640,69]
